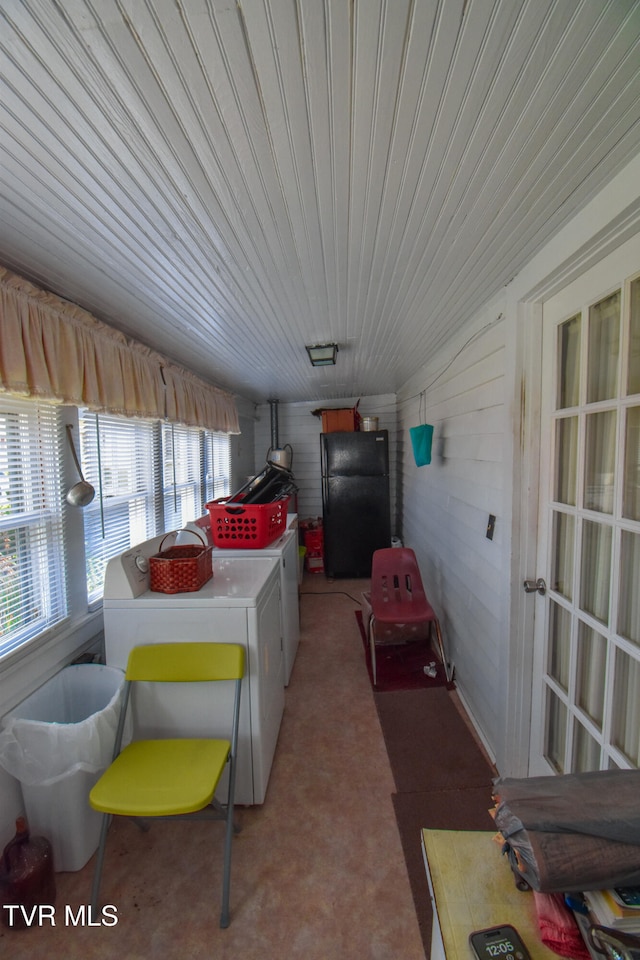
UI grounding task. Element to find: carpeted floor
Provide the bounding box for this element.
[374,688,495,792]
[354,610,450,692]
[374,687,498,957]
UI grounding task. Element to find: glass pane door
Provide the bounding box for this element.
[533,267,640,774]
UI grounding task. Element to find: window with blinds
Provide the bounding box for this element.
[206,432,231,504]
[162,423,203,530]
[79,411,159,603]
[0,398,233,655]
[0,397,67,658]
[162,424,232,529]
[81,414,231,601]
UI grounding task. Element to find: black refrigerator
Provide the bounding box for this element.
[320,430,391,578]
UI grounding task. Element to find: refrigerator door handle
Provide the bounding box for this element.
[322,475,330,512]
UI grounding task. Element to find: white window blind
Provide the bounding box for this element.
[0,397,233,654]
[80,410,159,602]
[162,422,202,530]
[205,432,231,504]
[0,397,67,658]
[162,425,231,529]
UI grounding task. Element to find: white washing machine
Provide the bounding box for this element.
[181,514,300,685]
[102,537,284,805]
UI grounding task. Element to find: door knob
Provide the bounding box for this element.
[523,578,546,595]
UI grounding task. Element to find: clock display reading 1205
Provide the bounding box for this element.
[469,924,531,960]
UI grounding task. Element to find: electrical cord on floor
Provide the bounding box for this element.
[300,590,363,605]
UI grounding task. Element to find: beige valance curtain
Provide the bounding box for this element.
[0,267,239,433]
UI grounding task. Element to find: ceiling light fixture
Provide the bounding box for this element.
[306,343,338,367]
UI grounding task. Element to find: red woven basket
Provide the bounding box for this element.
[149,530,213,593]
[205,496,290,549]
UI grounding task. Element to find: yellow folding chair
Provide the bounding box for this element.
[89,641,245,928]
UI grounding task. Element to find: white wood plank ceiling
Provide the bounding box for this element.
[1,0,640,404]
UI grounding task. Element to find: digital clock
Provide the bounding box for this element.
[469,924,531,960]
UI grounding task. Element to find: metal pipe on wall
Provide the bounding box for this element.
[269,399,279,450]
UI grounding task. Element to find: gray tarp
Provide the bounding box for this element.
[492,770,640,892]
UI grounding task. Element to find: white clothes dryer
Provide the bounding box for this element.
[103,538,284,805]
[180,515,300,685]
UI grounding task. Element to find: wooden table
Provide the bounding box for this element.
[421,829,560,960]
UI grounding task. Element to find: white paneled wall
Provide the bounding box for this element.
[399,308,507,756]
[253,395,398,531]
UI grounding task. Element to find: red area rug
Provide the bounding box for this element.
[355,609,453,692]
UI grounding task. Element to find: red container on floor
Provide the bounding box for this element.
[206,496,290,549]
[303,527,324,573]
[0,818,56,929]
[304,529,324,553]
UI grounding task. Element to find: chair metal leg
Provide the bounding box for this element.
[432,618,453,682]
[131,816,151,832]
[220,749,239,928]
[91,813,111,914]
[220,804,234,928]
[368,615,378,687]
[209,796,241,834]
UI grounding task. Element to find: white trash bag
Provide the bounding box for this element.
[0,664,127,787]
[0,664,130,871]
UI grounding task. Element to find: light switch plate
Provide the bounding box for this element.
[486,514,496,540]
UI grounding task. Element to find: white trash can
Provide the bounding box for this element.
[0,664,126,872]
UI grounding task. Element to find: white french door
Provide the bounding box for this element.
[529,237,640,776]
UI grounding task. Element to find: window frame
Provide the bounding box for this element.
[0,396,232,664]
[0,398,68,660]
[79,410,159,606]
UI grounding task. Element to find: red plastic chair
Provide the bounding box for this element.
[368,548,450,686]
